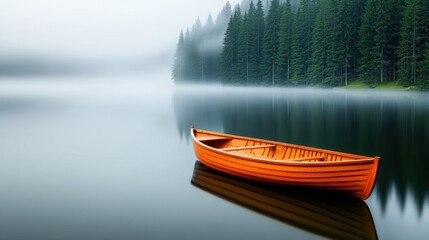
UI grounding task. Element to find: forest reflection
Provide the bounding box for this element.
[174,85,429,213]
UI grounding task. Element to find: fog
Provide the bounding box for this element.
[0,0,241,76]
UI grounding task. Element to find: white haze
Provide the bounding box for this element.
[0,0,241,74]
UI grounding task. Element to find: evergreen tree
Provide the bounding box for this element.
[276,0,294,85]
[190,18,203,81]
[417,44,429,89]
[221,17,235,83]
[171,2,232,82]
[262,0,282,85]
[359,0,404,84]
[291,0,317,85]
[172,31,185,82]
[358,0,378,83]
[215,1,233,30]
[221,5,242,84]
[183,29,193,80]
[237,13,251,84]
[248,0,265,84]
[333,0,365,85]
[376,0,403,83]
[243,1,256,84]
[384,0,404,82]
[211,2,233,81]
[309,0,336,85]
[202,14,215,81]
[398,0,429,85]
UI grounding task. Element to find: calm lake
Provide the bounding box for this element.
[1,75,428,239]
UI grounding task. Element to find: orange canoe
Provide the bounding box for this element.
[191,128,381,200]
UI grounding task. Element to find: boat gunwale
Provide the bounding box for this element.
[191,128,378,167]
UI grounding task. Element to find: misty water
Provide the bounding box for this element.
[1,75,428,240]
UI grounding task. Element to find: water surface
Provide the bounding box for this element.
[1,77,428,239]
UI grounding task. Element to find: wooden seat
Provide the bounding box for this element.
[196,135,231,141]
[221,145,276,151]
[286,156,325,162]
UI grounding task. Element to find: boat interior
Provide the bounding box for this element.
[195,131,359,162]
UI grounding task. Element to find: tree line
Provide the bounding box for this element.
[172,2,232,82]
[172,0,429,89]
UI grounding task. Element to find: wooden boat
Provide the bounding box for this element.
[191,161,378,240]
[191,127,381,200]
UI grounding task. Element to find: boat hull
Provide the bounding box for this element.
[191,128,381,200]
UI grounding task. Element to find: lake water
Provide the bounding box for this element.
[1,76,428,239]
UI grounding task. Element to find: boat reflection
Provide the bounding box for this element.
[191,161,378,240]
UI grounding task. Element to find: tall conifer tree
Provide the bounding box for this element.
[358,0,378,83]
[200,15,215,82]
[291,0,317,85]
[418,44,429,89]
[398,0,429,85]
[359,0,403,84]
[249,0,265,84]
[276,0,294,85]
[221,5,242,84]
[333,0,365,85]
[172,31,185,82]
[262,0,282,85]
[238,13,250,83]
[183,29,192,80]
[309,0,336,85]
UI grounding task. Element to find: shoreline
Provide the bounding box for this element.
[174,80,426,92]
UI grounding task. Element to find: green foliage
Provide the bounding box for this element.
[417,44,429,89]
[308,0,366,86]
[276,0,294,85]
[223,0,265,85]
[248,0,265,84]
[262,0,282,85]
[398,0,429,85]
[309,0,336,85]
[172,0,428,89]
[237,13,250,84]
[357,1,377,83]
[221,6,242,84]
[358,0,403,84]
[334,0,365,86]
[291,0,318,85]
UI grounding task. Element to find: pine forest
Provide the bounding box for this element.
[172,0,429,89]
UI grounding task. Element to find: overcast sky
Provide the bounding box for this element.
[0,0,241,62]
